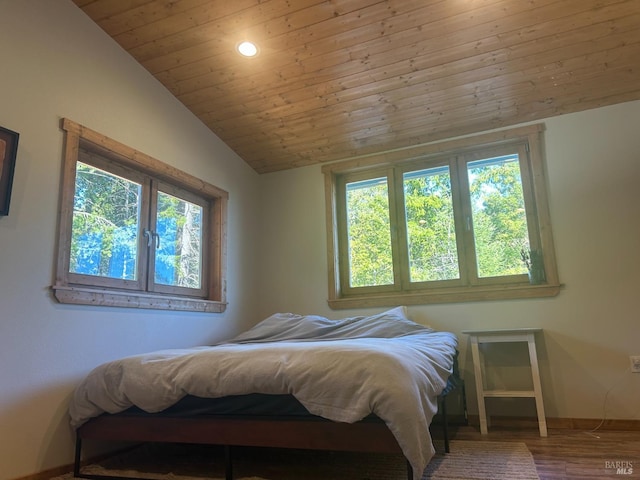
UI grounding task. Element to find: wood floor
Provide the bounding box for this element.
[24,425,640,480]
[445,425,640,479]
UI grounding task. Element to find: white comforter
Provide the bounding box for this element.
[69,308,457,480]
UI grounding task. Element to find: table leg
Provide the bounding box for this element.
[527,334,547,437]
[469,336,488,435]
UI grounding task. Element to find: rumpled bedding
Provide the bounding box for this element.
[68,307,457,480]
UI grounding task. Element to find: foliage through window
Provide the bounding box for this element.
[54,119,227,312]
[70,162,142,282]
[323,125,559,308]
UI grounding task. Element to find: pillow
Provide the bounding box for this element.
[224,306,430,344]
[379,305,409,320]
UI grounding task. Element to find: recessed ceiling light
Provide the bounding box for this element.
[237,41,258,57]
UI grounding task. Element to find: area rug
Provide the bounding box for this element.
[51,440,539,480]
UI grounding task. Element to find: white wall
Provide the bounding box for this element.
[0,2,262,479]
[258,101,640,422]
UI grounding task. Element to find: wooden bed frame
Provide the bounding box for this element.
[73,388,465,480]
[73,357,465,480]
[75,414,411,480]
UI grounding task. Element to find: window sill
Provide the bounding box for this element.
[328,283,562,309]
[52,285,227,313]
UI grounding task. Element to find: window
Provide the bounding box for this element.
[53,119,228,312]
[323,124,560,308]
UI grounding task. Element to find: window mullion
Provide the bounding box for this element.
[143,179,158,293]
[452,156,478,285]
[388,167,406,291]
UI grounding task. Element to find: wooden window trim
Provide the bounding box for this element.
[322,124,561,309]
[52,118,228,313]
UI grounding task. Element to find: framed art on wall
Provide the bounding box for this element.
[0,126,19,216]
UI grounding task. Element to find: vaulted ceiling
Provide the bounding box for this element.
[72,0,640,173]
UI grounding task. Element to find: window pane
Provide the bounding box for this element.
[468,154,530,278]
[345,177,393,287]
[403,166,460,282]
[155,191,203,289]
[70,162,140,280]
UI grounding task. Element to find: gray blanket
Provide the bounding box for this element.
[69,307,457,480]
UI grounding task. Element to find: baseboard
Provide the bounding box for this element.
[11,463,72,480]
[466,415,640,431]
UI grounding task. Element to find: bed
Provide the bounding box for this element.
[70,307,459,480]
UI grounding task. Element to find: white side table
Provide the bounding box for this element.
[462,328,547,437]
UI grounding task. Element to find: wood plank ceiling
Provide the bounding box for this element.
[72,0,640,173]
